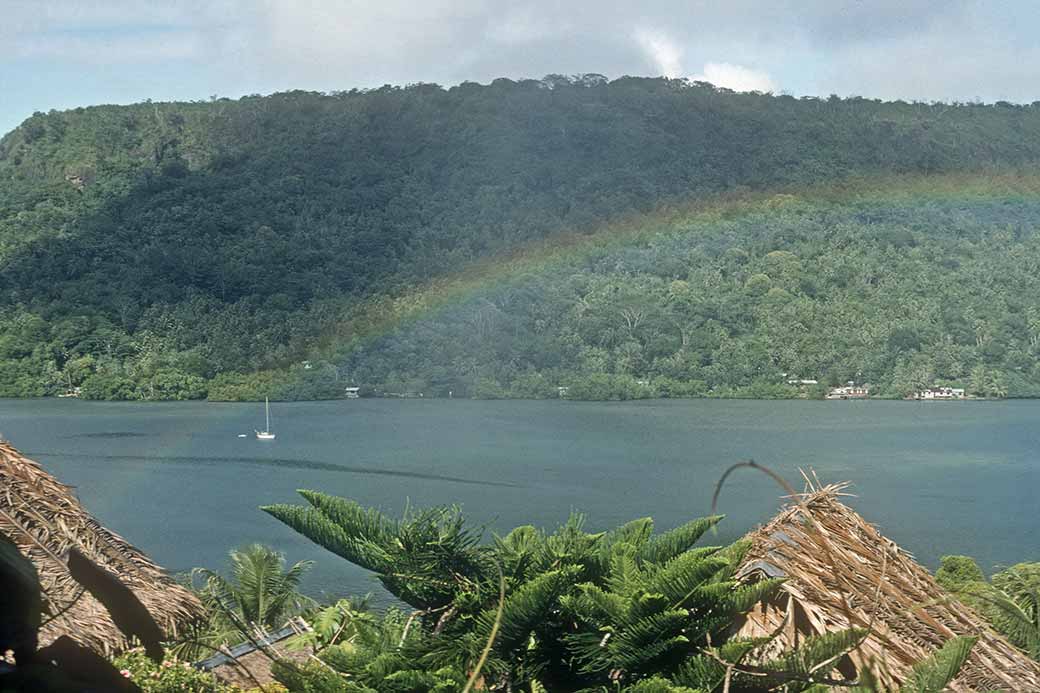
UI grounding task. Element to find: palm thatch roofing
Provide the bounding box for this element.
[733,480,1040,691]
[0,440,202,654]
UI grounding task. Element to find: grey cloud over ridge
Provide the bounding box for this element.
[3,0,1040,110]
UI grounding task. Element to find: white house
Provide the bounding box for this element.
[826,382,870,399]
[915,387,965,400]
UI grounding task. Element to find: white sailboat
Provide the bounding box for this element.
[256,397,276,440]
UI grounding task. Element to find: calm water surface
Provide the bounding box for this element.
[1,398,1038,600]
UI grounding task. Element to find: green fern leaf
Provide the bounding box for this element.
[623,675,702,692]
[899,636,976,693]
[760,627,868,678]
[649,553,731,606]
[641,516,724,565]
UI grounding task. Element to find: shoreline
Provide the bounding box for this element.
[7,394,1013,404]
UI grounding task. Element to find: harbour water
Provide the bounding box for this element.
[2,397,1037,601]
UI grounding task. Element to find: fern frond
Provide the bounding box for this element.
[262,503,391,572]
[710,539,752,581]
[622,676,702,692]
[640,516,723,565]
[760,627,868,678]
[722,577,784,613]
[477,566,581,655]
[568,582,630,622]
[603,517,656,554]
[612,633,689,672]
[650,553,731,606]
[541,511,604,574]
[961,574,1040,657]
[672,644,787,693]
[717,635,775,664]
[494,525,545,580]
[607,610,692,669]
[606,545,646,596]
[298,490,399,544]
[670,654,725,690]
[899,636,976,693]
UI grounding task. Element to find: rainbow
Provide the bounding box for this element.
[311,171,1040,361]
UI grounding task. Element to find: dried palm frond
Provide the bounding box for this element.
[733,480,1040,691]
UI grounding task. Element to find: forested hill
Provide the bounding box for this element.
[4,76,1040,400]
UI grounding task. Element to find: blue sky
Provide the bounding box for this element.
[4,0,1040,136]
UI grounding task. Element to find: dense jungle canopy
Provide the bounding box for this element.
[4,75,1040,399]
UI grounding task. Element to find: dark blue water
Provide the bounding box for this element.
[1,398,1037,602]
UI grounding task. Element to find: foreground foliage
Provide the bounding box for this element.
[0,495,981,691]
[936,555,1040,660]
[111,650,232,693]
[182,544,315,661]
[258,493,973,691]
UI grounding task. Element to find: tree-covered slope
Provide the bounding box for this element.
[338,178,1040,400]
[4,76,1040,399]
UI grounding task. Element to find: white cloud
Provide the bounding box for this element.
[633,28,776,93]
[690,62,776,93]
[3,0,1038,121]
[256,1,490,76]
[633,29,683,78]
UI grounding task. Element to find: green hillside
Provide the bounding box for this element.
[4,76,1040,399]
[337,176,1040,400]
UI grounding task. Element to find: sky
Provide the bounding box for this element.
[3,0,1040,135]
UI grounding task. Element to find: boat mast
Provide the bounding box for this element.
[265,397,271,432]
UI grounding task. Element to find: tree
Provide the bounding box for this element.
[259,494,972,692]
[935,555,984,590]
[969,365,1007,398]
[261,493,778,689]
[745,273,772,296]
[192,544,314,642]
[964,563,1040,659]
[891,356,935,398]
[936,556,1040,661]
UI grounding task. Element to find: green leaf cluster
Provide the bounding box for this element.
[937,555,1040,660]
[259,495,975,692]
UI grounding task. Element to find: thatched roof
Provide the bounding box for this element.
[0,440,202,654]
[733,481,1040,691]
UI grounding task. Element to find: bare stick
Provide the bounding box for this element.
[462,562,505,693]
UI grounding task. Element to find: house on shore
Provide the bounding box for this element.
[344,386,361,398]
[733,481,1040,691]
[911,386,966,400]
[826,381,870,399]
